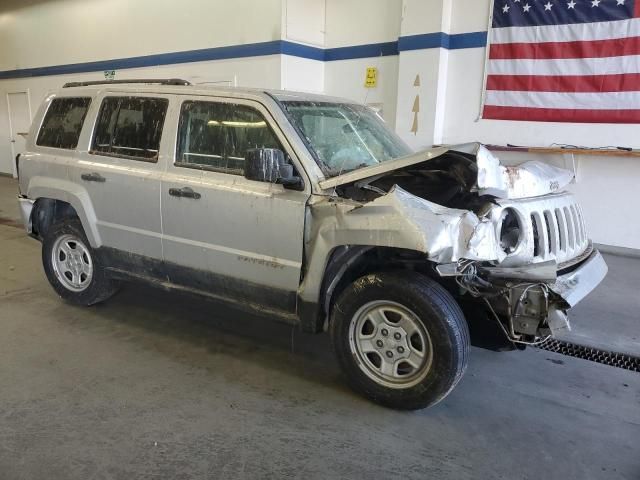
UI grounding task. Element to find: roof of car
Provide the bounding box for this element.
[55,80,355,105]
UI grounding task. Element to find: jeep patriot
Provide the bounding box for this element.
[16,79,607,409]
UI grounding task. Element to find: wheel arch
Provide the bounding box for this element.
[298,245,439,333]
[26,178,101,247]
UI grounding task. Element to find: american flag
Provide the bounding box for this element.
[482,0,640,123]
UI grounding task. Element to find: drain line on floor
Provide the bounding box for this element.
[536,339,640,373]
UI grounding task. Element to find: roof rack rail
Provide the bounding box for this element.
[62,78,191,88]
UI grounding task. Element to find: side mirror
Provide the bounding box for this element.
[244,148,302,188]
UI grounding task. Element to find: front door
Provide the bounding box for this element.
[160,97,309,313]
[6,91,32,176]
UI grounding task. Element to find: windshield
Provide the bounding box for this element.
[280,101,412,177]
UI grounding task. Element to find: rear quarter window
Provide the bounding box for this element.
[36,97,92,149]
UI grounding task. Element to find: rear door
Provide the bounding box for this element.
[160,96,310,312]
[71,94,170,263]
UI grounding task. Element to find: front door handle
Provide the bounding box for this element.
[81,172,106,183]
[168,186,201,199]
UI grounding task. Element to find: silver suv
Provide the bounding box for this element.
[16,79,607,410]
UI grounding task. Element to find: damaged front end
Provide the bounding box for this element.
[438,248,607,345]
[318,143,607,346]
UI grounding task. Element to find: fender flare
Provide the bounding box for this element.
[320,245,373,315]
[26,176,102,247]
[298,245,373,333]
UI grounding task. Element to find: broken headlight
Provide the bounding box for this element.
[497,208,523,255]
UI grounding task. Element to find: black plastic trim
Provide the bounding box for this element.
[63,78,191,88]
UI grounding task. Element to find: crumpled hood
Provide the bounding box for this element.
[318,142,574,199]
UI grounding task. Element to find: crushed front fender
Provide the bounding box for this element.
[345,185,506,263]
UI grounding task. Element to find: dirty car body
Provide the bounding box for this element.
[16,80,607,408]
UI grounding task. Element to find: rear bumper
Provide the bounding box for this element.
[17,196,34,233]
[550,250,608,307]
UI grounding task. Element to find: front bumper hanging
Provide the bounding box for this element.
[439,248,608,341]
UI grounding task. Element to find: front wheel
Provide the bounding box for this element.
[330,271,469,410]
[42,218,118,305]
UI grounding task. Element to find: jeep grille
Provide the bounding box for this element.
[496,193,590,267]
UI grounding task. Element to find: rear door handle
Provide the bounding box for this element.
[81,172,106,183]
[168,186,201,199]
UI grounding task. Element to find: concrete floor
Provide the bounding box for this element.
[1,176,639,479]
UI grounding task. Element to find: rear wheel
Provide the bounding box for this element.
[330,271,469,410]
[42,218,117,305]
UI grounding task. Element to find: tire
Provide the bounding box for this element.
[42,218,118,305]
[330,271,469,410]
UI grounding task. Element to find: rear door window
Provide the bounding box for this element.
[91,96,168,161]
[36,97,92,149]
[176,101,282,175]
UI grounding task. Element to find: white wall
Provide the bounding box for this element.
[283,0,325,47]
[394,0,453,148]
[399,0,450,36]
[449,0,489,34]
[395,49,446,147]
[280,0,325,93]
[0,0,283,70]
[324,0,402,48]
[324,56,399,127]
[569,156,640,250]
[281,55,324,93]
[322,0,403,126]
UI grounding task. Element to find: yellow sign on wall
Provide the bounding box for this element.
[365,67,378,88]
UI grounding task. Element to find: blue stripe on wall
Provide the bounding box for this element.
[448,32,488,50]
[280,41,325,61]
[398,32,448,51]
[0,41,285,80]
[398,31,488,52]
[0,32,487,80]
